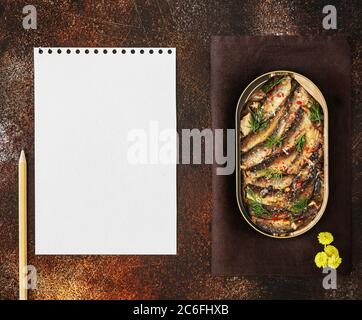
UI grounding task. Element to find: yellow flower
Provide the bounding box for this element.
[314,252,328,268]
[324,245,339,257]
[318,232,334,245]
[327,254,342,269]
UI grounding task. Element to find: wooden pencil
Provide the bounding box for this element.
[19,150,27,300]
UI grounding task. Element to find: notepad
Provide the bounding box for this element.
[34,48,176,255]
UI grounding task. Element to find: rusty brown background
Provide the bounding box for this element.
[0,0,361,300]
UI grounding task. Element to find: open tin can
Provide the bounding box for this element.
[235,70,329,238]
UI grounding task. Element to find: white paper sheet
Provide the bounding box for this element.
[34,48,176,254]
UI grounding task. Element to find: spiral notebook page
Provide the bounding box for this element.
[34,48,176,255]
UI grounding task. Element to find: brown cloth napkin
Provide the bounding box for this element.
[211,36,351,276]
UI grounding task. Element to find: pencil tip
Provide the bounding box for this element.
[19,150,26,162]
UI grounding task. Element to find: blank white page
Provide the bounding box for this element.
[34,48,176,254]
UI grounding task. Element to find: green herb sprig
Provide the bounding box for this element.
[247,189,269,216]
[310,102,322,123]
[248,108,269,133]
[295,134,306,152]
[262,76,284,93]
[261,168,283,180]
[265,133,283,148]
[290,197,309,214]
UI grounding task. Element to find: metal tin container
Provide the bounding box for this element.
[235,70,329,238]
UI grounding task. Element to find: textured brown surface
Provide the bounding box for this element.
[0,0,361,299]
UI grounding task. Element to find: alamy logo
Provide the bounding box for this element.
[322,267,337,290]
[22,5,37,30]
[20,265,38,290]
[126,123,235,176]
[322,5,337,30]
